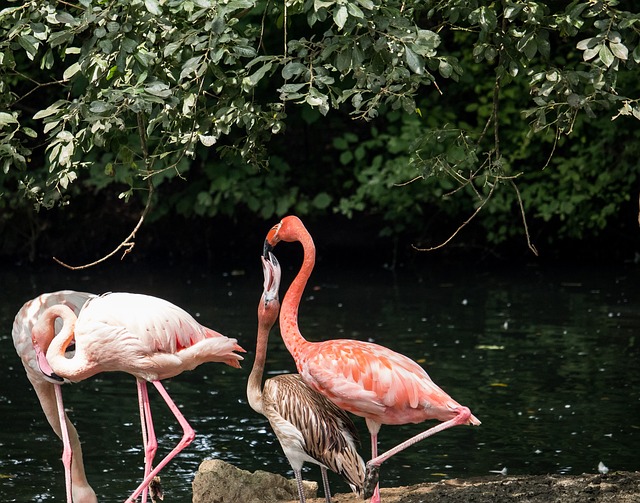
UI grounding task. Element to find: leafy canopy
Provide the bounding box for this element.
[1,0,639,258]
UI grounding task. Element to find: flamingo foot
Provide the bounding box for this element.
[363,462,379,500]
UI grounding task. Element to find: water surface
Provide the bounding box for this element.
[1,259,639,502]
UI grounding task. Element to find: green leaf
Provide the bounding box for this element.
[164,41,182,58]
[599,44,614,67]
[89,101,113,113]
[504,3,523,19]
[583,45,599,61]
[145,82,171,97]
[334,5,348,30]
[145,0,162,16]
[346,3,364,19]
[282,62,307,79]
[576,37,596,51]
[49,30,74,48]
[404,46,424,74]
[180,56,203,81]
[62,62,81,80]
[247,62,272,86]
[0,112,18,127]
[18,35,38,60]
[356,0,374,10]
[55,12,77,24]
[609,42,628,60]
[198,134,217,146]
[633,44,640,64]
[438,59,452,78]
[33,102,65,120]
[280,83,306,93]
[336,49,351,72]
[312,192,332,209]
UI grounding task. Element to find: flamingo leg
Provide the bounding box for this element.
[319,466,332,503]
[125,380,195,503]
[54,383,73,503]
[367,430,381,503]
[136,380,157,503]
[364,407,473,500]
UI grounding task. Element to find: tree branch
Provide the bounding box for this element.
[412,182,496,252]
[52,189,153,270]
[510,179,538,256]
[53,112,154,270]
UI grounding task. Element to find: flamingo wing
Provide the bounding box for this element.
[78,293,225,352]
[68,292,243,381]
[263,374,364,491]
[299,340,460,424]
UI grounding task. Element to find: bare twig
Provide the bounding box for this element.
[541,127,560,170]
[53,112,155,270]
[394,175,424,186]
[510,179,538,255]
[412,182,496,252]
[52,192,152,270]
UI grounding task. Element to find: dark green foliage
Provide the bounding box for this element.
[1,0,639,260]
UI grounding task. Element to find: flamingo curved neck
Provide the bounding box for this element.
[279,226,315,363]
[41,306,94,382]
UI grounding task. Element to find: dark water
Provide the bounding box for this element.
[1,258,639,502]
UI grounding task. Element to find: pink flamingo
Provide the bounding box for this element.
[263,216,481,502]
[31,292,245,503]
[247,252,365,503]
[13,290,98,503]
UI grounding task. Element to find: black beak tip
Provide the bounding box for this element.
[363,463,380,500]
[263,240,273,257]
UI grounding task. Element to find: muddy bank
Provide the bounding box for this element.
[280,471,640,503]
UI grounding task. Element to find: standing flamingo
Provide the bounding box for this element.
[13,290,98,503]
[263,216,481,502]
[31,292,245,503]
[247,252,365,503]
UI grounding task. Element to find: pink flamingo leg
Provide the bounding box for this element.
[125,381,195,503]
[369,430,381,503]
[364,407,472,500]
[54,383,74,503]
[136,380,158,503]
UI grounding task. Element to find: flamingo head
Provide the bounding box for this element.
[263,215,307,255]
[261,252,281,303]
[31,325,66,384]
[259,252,281,326]
[31,305,77,384]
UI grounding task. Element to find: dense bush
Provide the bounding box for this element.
[1,0,639,262]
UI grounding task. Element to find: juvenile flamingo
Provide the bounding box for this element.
[247,252,365,503]
[13,290,97,503]
[263,216,481,502]
[31,292,245,503]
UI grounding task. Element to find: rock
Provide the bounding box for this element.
[192,459,318,503]
[278,471,640,503]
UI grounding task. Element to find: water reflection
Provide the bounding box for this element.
[1,261,639,502]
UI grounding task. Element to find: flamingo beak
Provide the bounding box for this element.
[263,239,273,257]
[34,345,65,383]
[263,222,282,256]
[261,252,281,304]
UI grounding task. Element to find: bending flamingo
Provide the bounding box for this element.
[247,252,365,503]
[263,216,481,502]
[31,292,245,503]
[13,290,98,503]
